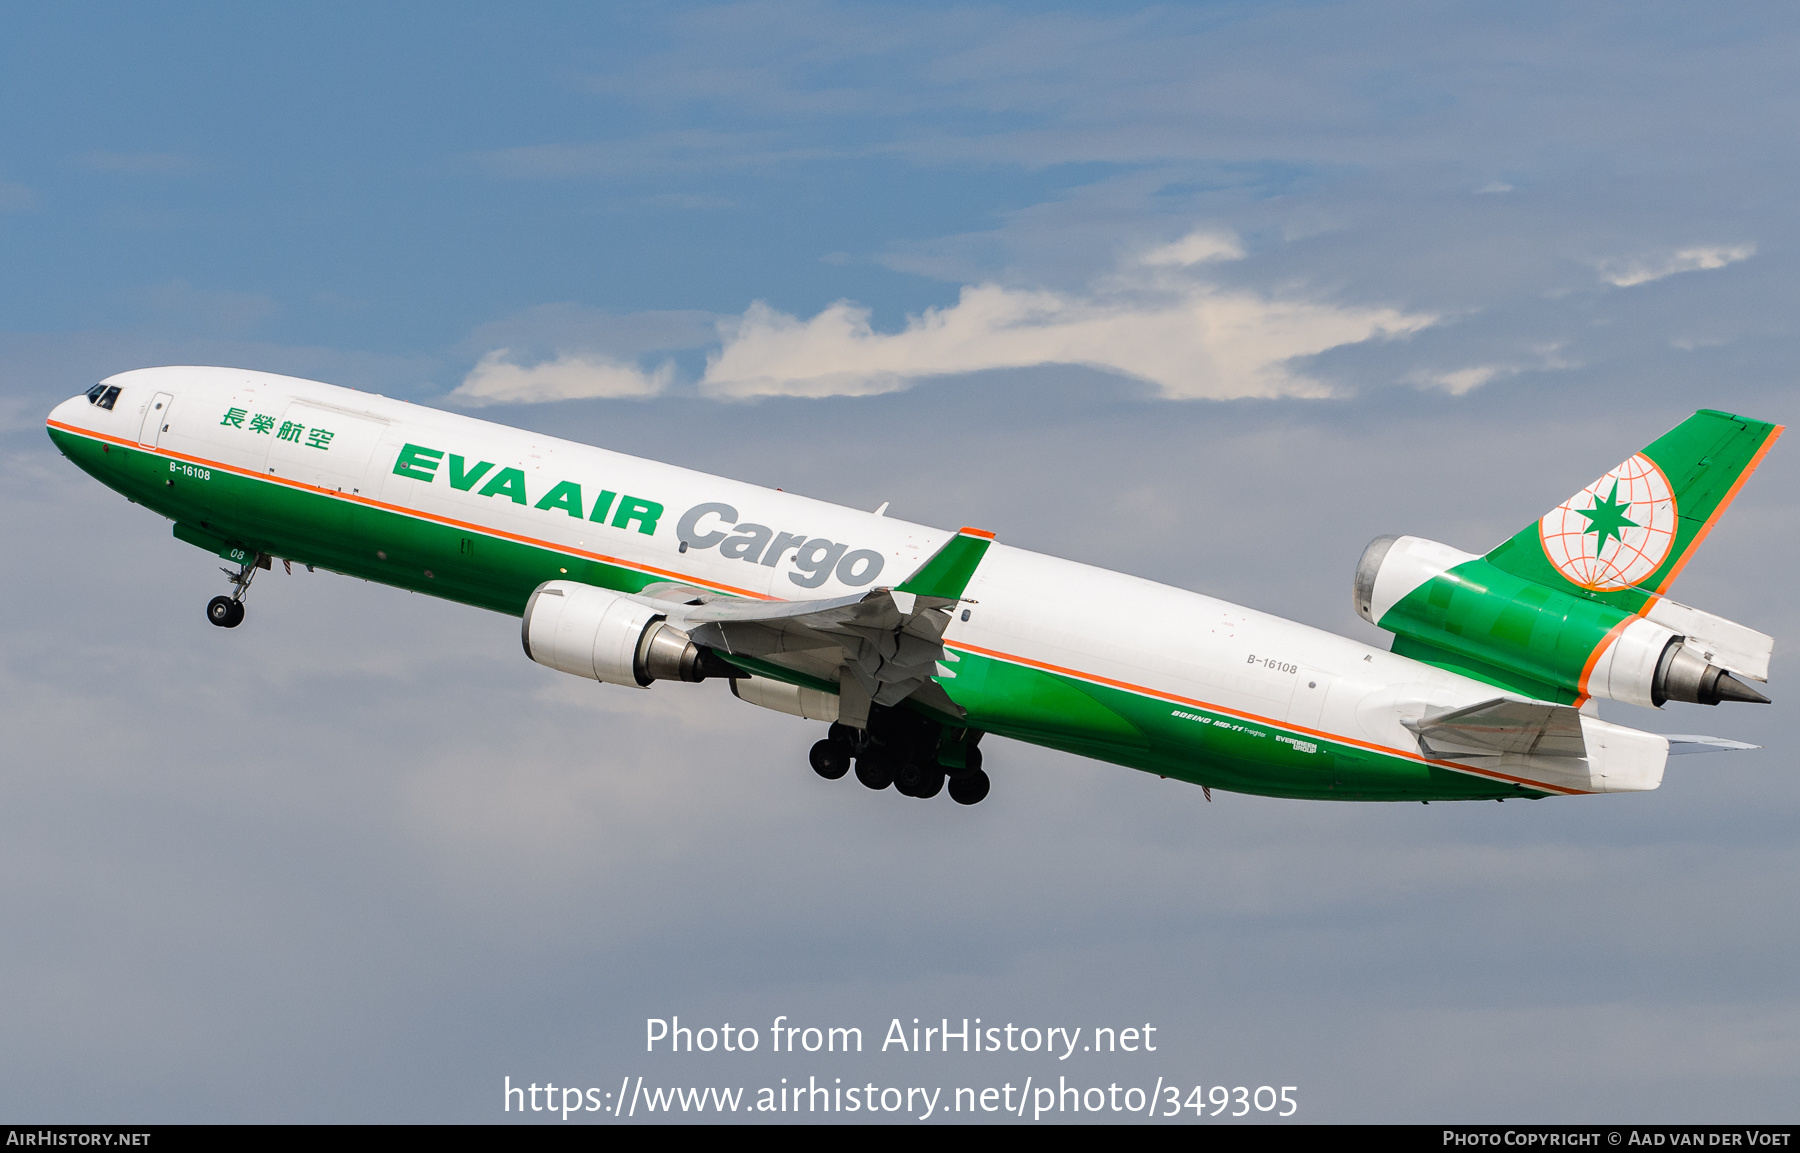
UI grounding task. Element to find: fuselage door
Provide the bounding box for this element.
[1288,669,1338,733]
[138,392,173,448]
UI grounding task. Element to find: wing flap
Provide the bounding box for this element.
[677,588,957,723]
[664,526,996,725]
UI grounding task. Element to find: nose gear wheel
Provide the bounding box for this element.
[206,553,267,628]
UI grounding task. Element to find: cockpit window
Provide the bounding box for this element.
[86,384,120,410]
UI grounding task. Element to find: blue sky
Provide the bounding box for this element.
[7,1,1791,397]
[2,1,1797,1122]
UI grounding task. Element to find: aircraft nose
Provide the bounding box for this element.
[47,393,91,428]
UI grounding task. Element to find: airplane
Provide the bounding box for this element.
[47,367,1779,806]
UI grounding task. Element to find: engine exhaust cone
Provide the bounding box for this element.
[1711,671,1771,705]
[1655,641,1772,707]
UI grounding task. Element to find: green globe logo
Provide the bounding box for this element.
[1539,453,1677,590]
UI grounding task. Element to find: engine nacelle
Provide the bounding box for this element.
[521,580,715,687]
[729,674,841,722]
[1354,535,1766,707]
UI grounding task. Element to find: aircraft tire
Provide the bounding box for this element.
[893,756,925,797]
[855,748,895,791]
[809,739,850,780]
[948,767,990,806]
[208,596,240,628]
[913,764,945,799]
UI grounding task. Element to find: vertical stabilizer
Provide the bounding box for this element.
[1483,410,1782,614]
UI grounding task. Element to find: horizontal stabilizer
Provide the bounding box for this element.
[1403,697,1587,760]
[1662,734,1762,755]
[1643,598,1773,682]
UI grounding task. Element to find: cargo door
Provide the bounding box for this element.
[264,401,388,495]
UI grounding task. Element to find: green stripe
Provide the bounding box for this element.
[50,427,664,615]
[939,646,1551,801]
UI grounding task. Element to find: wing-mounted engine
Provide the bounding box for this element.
[521,580,731,687]
[518,526,995,721]
[729,674,841,722]
[518,527,998,804]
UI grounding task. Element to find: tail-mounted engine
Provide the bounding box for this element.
[521,579,732,687]
[1354,535,1769,708]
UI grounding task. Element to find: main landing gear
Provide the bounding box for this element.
[206,553,268,629]
[809,709,991,805]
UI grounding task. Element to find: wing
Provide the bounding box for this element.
[1402,697,1588,760]
[663,527,994,727]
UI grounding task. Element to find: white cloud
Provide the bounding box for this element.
[450,350,672,406]
[1139,230,1245,266]
[1595,244,1755,288]
[701,231,1435,400]
[454,232,1438,406]
[1407,342,1577,396]
[1415,365,1512,395]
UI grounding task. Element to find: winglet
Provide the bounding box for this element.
[897,527,994,600]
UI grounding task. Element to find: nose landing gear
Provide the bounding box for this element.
[206,553,267,628]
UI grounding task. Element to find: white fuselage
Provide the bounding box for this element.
[50,366,1669,796]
